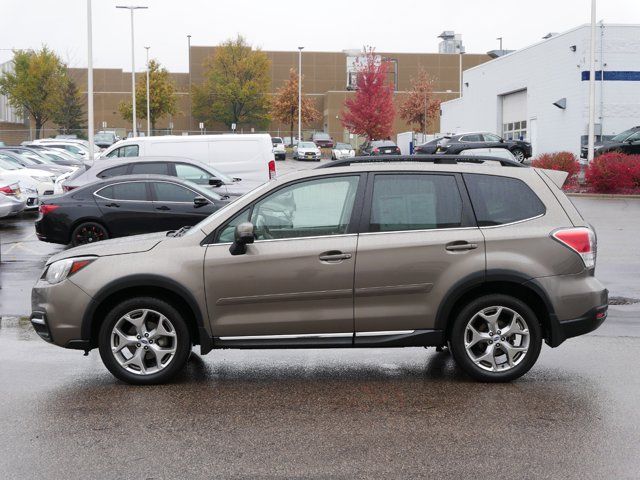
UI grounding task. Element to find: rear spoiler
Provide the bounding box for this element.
[539,169,569,188]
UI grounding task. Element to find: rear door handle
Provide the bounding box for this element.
[319,251,352,262]
[156,205,170,211]
[445,242,478,252]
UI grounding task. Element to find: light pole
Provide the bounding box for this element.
[587,0,597,164]
[298,46,304,144]
[187,34,191,134]
[145,46,150,136]
[497,37,503,52]
[116,5,148,138]
[86,0,94,162]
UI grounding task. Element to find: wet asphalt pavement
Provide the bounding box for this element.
[1,164,640,479]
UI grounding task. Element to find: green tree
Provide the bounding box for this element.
[0,47,67,138]
[118,59,178,131]
[52,76,85,136]
[192,35,271,130]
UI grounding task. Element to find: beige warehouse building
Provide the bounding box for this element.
[0,45,491,144]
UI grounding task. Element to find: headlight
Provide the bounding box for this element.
[31,176,53,183]
[44,257,96,284]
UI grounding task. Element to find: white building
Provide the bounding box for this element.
[440,24,640,156]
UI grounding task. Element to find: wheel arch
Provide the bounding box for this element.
[81,274,212,354]
[436,270,558,345]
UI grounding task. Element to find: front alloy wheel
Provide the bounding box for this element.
[450,294,542,382]
[512,148,525,162]
[99,297,191,384]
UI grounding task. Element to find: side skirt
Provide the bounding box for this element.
[211,329,444,350]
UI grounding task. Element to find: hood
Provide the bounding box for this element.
[46,231,167,265]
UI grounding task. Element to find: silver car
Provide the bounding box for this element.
[31,155,608,385]
[61,156,263,197]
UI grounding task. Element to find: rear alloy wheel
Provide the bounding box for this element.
[450,295,542,382]
[99,297,191,385]
[512,148,526,163]
[71,222,109,246]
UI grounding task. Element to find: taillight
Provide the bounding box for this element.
[62,185,77,193]
[39,204,60,215]
[552,227,596,269]
[0,183,18,196]
[268,159,276,180]
[373,147,379,154]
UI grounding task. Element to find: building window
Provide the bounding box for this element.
[503,120,527,141]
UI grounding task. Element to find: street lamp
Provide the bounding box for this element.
[298,46,304,144]
[187,34,191,134]
[587,0,597,164]
[145,46,150,136]
[86,0,94,162]
[116,5,148,138]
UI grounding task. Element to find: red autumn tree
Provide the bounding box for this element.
[399,69,440,134]
[341,48,395,140]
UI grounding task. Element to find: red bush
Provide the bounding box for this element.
[585,152,640,193]
[531,152,580,188]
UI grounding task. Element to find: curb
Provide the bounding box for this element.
[566,193,640,199]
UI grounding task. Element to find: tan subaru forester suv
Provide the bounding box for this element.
[31,156,608,385]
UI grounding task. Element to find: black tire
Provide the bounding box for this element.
[511,148,526,163]
[98,296,191,385]
[71,221,109,247]
[449,294,542,382]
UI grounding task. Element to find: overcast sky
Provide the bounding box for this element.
[1,0,638,71]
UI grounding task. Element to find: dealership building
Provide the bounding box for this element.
[440,24,640,156]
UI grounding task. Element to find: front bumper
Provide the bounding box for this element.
[31,277,94,348]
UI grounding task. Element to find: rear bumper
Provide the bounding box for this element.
[547,303,608,347]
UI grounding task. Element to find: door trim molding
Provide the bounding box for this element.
[215,288,353,306]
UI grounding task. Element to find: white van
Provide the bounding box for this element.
[98,134,276,183]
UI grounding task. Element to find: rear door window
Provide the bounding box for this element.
[97,182,149,201]
[130,162,170,175]
[98,164,130,178]
[464,174,545,226]
[460,134,483,142]
[369,174,463,232]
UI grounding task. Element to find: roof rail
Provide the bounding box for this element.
[317,154,526,169]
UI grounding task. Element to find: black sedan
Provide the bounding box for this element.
[580,126,640,159]
[358,140,401,156]
[36,174,230,246]
[435,132,532,162]
[414,137,445,154]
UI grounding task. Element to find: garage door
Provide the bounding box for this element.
[501,90,527,141]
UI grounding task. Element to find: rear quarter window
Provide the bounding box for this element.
[464,174,545,226]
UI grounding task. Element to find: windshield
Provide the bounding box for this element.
[18,152,56,165]
[0,157,21,170]
[272,137,283,144]
[94,133,115,142]
[299,142,316,148]
[314,133,330,140]
[610,128,637,142]
[183,179,223,201]
[372,141,396,147]
[336,143,351,149]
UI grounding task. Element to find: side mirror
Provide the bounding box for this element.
[229,222,255,256]
[193,196,209,208]
[208,178,224,187]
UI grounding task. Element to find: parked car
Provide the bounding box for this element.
[293,141,322,161]
[35,175,229,247]
[0,147,74,175]
[436,132,532,162]
[271,136,286,160]
[25,146,85,168]
[0,154,54,202]
[358,140,401,156]
[414,137,445,155]
[312,132,334,148]
[26,140,91,159]
[94,131,119,149]
[0,183,27,218]
[30,155,607,385]
[581,126,640,159]
[283,136,299,147]
[97,134,276,183]
[331,142,355,160]
[60,157,263,197]
[459,148,518,162]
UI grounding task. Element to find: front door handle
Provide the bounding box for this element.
[445,241,478,252]
[319,251,352,262]
[156,205,170,211]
